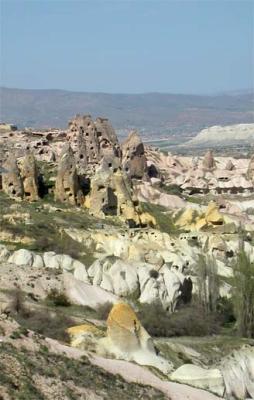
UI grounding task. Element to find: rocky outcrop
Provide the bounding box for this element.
[2,154,24,199]
[94,117,121,158]
[75,131,88,175]
[135,181,186,209]
[202,150,216,170]
[171,364,224,396]
[225,159,235,171]
[221,346,254,400]
[98,303,172,374]
[67,322,104,351]
[176,202,228,231]
[87,255,188,312]
[19,153,39,201]
[67,114,121,171]
[187,123,254,147]
[68,114,100,165]
[171,346,254,399]
[67,303,172,373]
[146,148,254,197]
[86,164,140,226]
[54,144,83,205]
[122,131,146,179]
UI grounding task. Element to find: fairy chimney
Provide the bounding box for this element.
[55,144,83,205]
[122,131,146,179]
[2,154,24,200]
[19,153,39,201]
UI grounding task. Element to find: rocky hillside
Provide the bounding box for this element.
[1,113,254,399]
[186,123,254,147]
[1,87,253,136]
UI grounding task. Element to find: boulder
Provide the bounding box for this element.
[221,346,254,400]
[67,322,104,351]
[57,254,75,271]
[98,303,172,374]
[32,254,44,268]
[63,273,119,307]
[73,260,89,283]
[8,249,33,267]
[88,257,139,298]
[138,264,183,312]
[43,252,60,269]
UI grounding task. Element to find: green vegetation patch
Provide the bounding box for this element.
[140,202,180,234]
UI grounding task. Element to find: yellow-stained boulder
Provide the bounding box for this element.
[176,202,224,231]
[67,322,104,350]
[205,202,223,225]
[139,212,157,227]
[98,303,172,374]
[107,303,143,353]
[67,303,172,374]
[176,208,197,229]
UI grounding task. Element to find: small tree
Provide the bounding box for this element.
[196,253,220,315]
[231,248,254,338]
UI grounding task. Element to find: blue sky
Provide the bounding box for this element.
[1,0,253,93]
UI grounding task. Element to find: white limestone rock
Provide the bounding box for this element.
[171,364,224,396]
[32,254,44,268]
[73,260,89,283]
[8,249,33,267]
[63,272,118,307]
[43,252,60,269]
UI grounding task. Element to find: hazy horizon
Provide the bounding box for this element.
[1,85,253,97]
[1,0,253,94]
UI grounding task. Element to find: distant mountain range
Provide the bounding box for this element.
[0,87,253,137]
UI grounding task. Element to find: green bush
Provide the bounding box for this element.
[46,289,71,307]
[161,184,182,196]
[16,308,75,342]
[137,302,220,337]
[140,202,178,234]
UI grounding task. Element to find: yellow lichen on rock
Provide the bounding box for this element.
[83,195,91,209]
[205,202,223,225]
[67,303,172,374]
[139,212,157,227]
[176,202,224,231]
[175,208,197,229]
[67,323,104,348]
[107,302,141,333]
